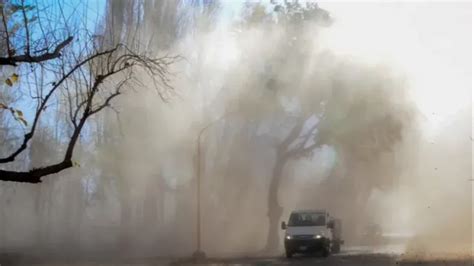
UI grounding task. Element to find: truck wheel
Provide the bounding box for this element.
[285,250,293,258]
[322,247,330,257]
[322,249,329,257]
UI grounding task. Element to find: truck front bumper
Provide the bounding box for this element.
[284,238,329,253]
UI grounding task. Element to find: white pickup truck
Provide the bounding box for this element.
[281,210,343,258]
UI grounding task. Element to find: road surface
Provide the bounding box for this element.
[171,254,472,266]
[1,246,472,265]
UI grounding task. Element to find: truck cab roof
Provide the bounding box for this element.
[291,209,328,214]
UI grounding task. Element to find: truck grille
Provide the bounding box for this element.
[293,235,314,239]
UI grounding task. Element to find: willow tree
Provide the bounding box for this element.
[230,1,413,252]
[101,0,220,250]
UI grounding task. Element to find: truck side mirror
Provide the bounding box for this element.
[281,221,287,230]
[327,221,334,229]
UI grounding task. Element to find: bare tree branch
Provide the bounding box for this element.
[278,119,305,155]
[0,47,117,164]
[0,36,73,66]
[21,0,31,55]
[1,7,12,56]
[0,43,179,183]
[0,160,73,183]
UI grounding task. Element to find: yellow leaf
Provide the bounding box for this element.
[5,78,12,86]
[0,103,7,109]
[15,109,23,117]
[10,73,19,83]
[18,117,28,126]
[72,161,81,167]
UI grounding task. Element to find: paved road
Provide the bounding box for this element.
[169,245,471,266]
[1,247,472,266]
[1,254,471,266]
[173,254,393,266]
[171,254,472,266]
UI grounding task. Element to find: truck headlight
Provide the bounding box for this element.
[286,235,292,240]
[314,234,322,239]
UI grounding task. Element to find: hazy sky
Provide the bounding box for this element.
[37,0,473,137]
[218,1,471,137]
[318,2,471,136]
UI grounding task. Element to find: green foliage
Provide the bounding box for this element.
[242,3,270,26]
[272,1,331,26]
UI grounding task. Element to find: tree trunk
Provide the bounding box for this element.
[264,154,287,253]
[119,178,133,251]
[142,176,158,249]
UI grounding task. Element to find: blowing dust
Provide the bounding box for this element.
[105,1,471,257]
[0,1,470,260]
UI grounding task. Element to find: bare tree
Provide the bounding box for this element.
[0,2,179,183]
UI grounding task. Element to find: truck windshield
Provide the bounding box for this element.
[288,212,326,226]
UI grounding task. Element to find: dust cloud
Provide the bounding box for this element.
[318,2,472,259]
[0,1,470,261]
